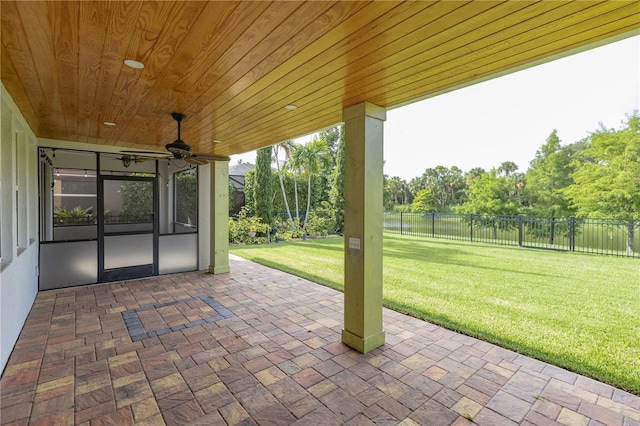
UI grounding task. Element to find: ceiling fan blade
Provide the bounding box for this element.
[185,156,209,166]
[191,152,231,162]
[120,149,170,158]
[132,156,154,163]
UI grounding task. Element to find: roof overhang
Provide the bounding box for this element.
[1,1,638,156]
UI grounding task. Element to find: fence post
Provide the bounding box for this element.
[569,216,576,251]
[518,214,523,247]
[470,214,473,242]
[400,212,403,235]
[432,212,435,238]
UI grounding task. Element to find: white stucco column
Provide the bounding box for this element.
[209,159,230,274]
[341,101,386,353]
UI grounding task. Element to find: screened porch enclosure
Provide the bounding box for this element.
[38,147,200,290]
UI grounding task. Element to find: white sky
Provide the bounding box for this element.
[231,34,639,181]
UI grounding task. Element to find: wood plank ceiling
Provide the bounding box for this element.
[1,1,639,157]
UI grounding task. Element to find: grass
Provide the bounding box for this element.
[230,234,640,395]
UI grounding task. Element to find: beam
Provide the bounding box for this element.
[341,101,386,353]
[209,160,230,274]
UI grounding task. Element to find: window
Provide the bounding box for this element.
[53,169,97,226]
[0,104,11,265]
[16,130,27,253]
[174,168,197,233]
[40,149,97,242]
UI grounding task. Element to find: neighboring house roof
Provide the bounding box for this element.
[229,162,255,191]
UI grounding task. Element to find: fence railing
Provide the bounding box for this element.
[383,212,640,258]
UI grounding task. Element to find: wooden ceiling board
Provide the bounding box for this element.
[186,2,580,151]
[227,1,639,151]
[218,2,527,145]
[86,2,142,144]
[145,1,332,149]
[77,1,109,142]
[198,1,465,151]
[344,1,627,107]
[107,1,201,133]
[1,1,638,157]
[2,2,53,132]
[0,44,41,133]
[206,2,453,139]
[165,1,369,147]
[120,2,277,149]
[179,1,391,148]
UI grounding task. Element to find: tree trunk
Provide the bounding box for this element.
[276,166,294,228]
[293,170,300,220]
[626,220,636,254]
[303,173,312,232]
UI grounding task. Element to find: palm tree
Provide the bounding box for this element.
[287,144,302,220]
[290,138,331,232]
[272,141,296,228]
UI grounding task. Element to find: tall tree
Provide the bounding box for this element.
[496,161,527,207]
[385,176,405,209]
[319,126,341,162]
[464,167,486,186]
[254,146,273,225]
[458,169,520,239]
[273,141,295,227]
[329,126,345,233]
[459,169,519,216]
[411,189,437,213]
[288,143,302,219]
[406,176,424,204]
[497,161,518,177]
[413,166,466,211]
[525,130,574,217]
[564,113,640,253]
[291,138,331,232]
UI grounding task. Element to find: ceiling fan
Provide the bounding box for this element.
[122,112,230,166]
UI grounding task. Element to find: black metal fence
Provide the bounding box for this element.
[384,212,640,258]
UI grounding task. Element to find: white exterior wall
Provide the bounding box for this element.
[0,83,40,373]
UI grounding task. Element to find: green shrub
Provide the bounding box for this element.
[272,216,303,242]
[304,211,334,237]
[391,204,411,213]
[229,207,270,244]
[53,206,96,225]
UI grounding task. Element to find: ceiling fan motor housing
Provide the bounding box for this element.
[165,139,192,153]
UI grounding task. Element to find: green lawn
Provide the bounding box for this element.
[230,234,640,394]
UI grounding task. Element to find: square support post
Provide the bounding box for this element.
[209,160,230,274]
[341,101,386,353]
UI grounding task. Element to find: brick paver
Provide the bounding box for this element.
[1,255,638,425]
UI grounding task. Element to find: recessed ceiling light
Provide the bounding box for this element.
[124,59,144,69]
[285,104,298,111]
[213,139,222,144]
[103,121,116,127]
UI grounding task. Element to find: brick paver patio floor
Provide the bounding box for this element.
[1,256,638,425]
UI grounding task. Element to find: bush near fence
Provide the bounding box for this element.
[383,212,640,258]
